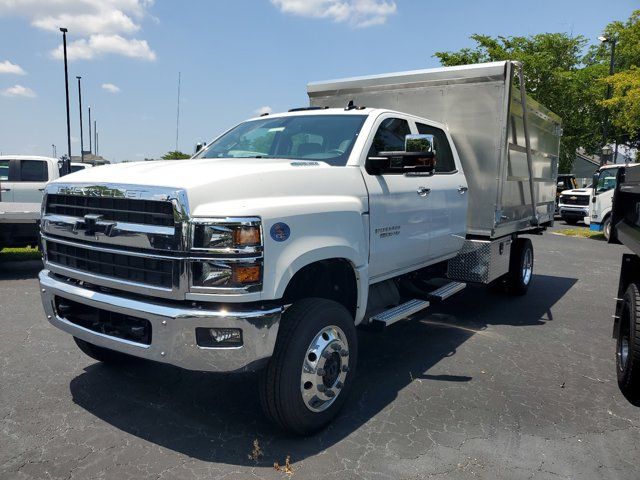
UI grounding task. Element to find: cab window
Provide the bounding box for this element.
[596,168,618,194]
[0,160,8,181]
[18,160,48,182]
[416,123,456,173]
[368,118,411,157]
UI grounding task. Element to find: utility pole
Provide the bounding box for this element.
[598,34,617,166]
[88,106,92,154]
[59,28,71,173]
[175,71,181,155]
[77,76,84,162]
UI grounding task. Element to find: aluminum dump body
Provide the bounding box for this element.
[308,61,561,238]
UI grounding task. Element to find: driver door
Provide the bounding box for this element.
[361,115,433,281]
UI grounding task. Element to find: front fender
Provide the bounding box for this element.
[262,211,370,323]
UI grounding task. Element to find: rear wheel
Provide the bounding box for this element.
[259,298,358,435]
[506,238,534,296]
[617,283,640,404]
[74,337,136,365]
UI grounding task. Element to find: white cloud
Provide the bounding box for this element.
[32,10,140,36]
[0,0,156,61]
[102,83,121,93]
[254,106,273,116]
[51,34,156,61]
[0,60,26,75]
[2,84,36,98]
[271,0,396,27]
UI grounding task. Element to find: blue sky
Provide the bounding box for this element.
[0,0,637,162]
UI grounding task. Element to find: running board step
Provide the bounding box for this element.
[370,299,430,328]
[427,281,466,302]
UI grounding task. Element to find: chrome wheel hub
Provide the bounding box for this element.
[619,335,629,371]
[300,325,349,412]
[522,248,533,285]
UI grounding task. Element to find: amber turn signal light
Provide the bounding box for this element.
[232,226,261,246]
[232,265,261,284]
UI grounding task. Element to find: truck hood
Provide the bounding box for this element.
[560,188,591,195]
[51,158,369,218]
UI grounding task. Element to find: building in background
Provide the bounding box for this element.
[70,153,109,165]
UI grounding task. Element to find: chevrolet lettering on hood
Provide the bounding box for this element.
[56,185,147,199]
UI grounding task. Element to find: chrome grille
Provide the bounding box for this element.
[560,194,589,206]
[46,239,175,289]
[41,184,190,299]
[45,194,175,227]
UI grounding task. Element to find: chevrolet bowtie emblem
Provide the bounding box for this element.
[74,214,116,236]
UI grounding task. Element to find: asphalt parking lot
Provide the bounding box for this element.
[1,224,639,479]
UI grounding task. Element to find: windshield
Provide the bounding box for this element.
[195,114,367,166]
[596,167,619,194]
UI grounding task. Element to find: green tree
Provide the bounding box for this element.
[161,150,191,160]
[590,11,640,149]
[585,10,640,72]
[600,67,640,144]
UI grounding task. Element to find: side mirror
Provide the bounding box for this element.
[366,134,436,175]
[195,143,203,153]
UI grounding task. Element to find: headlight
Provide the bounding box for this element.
[192,218,261,252]
[192,261,262,290]
[190,218,263,292]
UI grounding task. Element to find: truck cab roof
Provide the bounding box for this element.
[246,107,450,132]
[600,162,640,171]
[0,155,59,162]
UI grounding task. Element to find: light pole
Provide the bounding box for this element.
[88,106,92,154]
[598,34,617,165]
[52,144,56,158]
[60,28,71,173]
[601,145,613,165]
[76,76,84,163]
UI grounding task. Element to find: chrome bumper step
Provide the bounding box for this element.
[427,281,466,302]
[370,299,430,328]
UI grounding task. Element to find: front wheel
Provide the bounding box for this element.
[259,298,358,435]
[617,283,640,404]
[603,216,613,242]
[506,238,534,296]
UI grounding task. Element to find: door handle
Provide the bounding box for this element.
[1,188,10,192]
[417,186,431,197]
[458,186,468,194]
[38,188,45,192]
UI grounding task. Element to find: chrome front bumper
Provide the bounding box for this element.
[558,206,589,217]
[39,270,282,372]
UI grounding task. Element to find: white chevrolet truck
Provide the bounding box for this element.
[1,155,68,251]
[39,61,561,434]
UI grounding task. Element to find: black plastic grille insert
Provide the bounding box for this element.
[47,240,174,288]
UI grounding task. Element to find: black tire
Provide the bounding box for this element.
[259,298,358,435]
[563,217,579,225]
[73,337,136,365]
[617,283,640,404]
[603,216,613,242]
[506,238,534,296]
